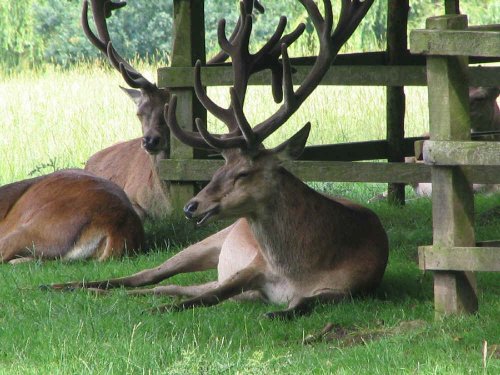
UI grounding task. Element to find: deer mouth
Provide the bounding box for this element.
[195,207,220,226]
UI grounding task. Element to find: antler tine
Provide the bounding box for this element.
[165,96,245,151]
[208,0,267,64]
[165,97,211,150]
[85,0,157,91]
[229,88,257,146]
[252,0,374,143]
[107,43,157,91]
[208,18,241,64]
[193,61,237,130]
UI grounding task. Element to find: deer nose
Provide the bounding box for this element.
[142,136,160,151]
[183,201,199,219]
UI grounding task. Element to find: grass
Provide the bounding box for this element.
[0,62,429,185]
[0,64,499,374]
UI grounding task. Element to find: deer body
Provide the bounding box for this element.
[85,138,172,220]
[177,135,388,313]
[0,169,144,263]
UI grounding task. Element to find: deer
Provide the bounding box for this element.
[0,169,144,264]
[81,0,273,221]
[49,0,387,319]
[469,86,500,136]
[80,0,172,221]
[368,86,500,201]
[408,86,500,197]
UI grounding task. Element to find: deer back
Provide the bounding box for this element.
[0,169,144,263]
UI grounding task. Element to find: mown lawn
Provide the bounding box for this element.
[1,193,499,374]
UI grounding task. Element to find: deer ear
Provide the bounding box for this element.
[119,86,142,106]
[272,122,311,161]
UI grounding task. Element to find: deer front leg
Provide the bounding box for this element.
[148,264,264,314]
[125,281,219,297]
[46,224,234,290]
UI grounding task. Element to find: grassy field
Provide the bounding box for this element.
[0,65,499,374]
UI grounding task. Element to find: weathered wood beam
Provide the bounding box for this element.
[158,65,500,88]
[386,0,410,205]
[423,141,500,166]
[419,246,500,272]
[159,159,500,184]
[410,30,500,57]
[444,0,460,15]
[301,136,425,161]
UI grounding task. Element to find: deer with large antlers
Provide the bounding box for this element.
[82,0,273,220]
[50,0,387,319]
[0,169,144,264]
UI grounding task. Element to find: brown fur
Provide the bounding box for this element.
[0,169,144,263]
[469,87,500,135]
[85,138,171,221]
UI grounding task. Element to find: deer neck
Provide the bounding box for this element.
[247,167,328,275]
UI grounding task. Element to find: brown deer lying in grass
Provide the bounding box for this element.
[469,86,500,136]
[80,0,172,221]
[368,86,500,201]
[50,0,388,319]
[407,87,500,197]
[81,0,273,221]
[0,169,144,264]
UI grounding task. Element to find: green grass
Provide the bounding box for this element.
[1,197,499,374]
[1,64,499,374]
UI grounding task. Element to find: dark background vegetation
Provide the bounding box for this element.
[1,0,498,69]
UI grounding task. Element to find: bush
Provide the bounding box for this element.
[0,0,498,70]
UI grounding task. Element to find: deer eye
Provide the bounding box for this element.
[235,171,251,182]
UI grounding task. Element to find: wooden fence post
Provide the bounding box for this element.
[166,0,206,217]
[386,0,409,205]
[425,15,477,316]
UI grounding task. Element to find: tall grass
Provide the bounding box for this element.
[0,62,429,186]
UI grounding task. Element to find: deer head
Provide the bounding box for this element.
[165,0,374,225]
[83,0,294,156]
[469,87,500,133]
[83,0,170,155]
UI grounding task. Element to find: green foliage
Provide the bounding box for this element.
[32,0,173,66]
[0,0,498,69]
[0,0,44,68]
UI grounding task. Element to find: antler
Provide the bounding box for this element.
[208,0,265,64]
[82,0,157,91]
[166,0,309,149]
[167,0,374,151]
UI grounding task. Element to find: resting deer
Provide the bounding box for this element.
[80,0,172,220]
[408,87,500,197]
[368,86,500,201]
[469,86,500,136]
[81,0,273,221]
[0,169,144,264]
[50,0,387,319]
